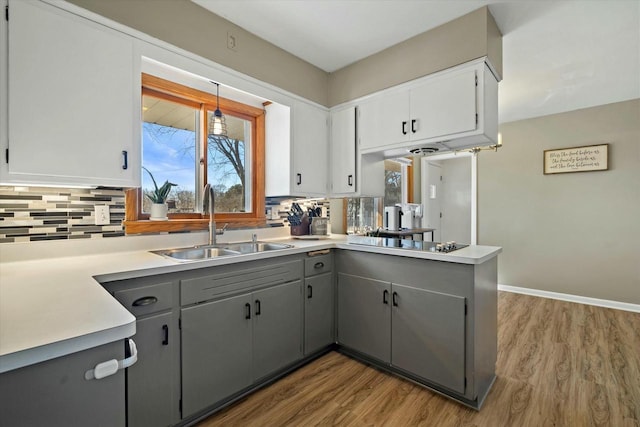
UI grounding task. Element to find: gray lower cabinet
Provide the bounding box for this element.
[304,272,335,354]
[303,252,335,355]
[337,273,390,362]
[253,280,304,380]
[181,293,253,417]
[337,272,467,393]
[127,312,177,427]
[336,249,497,408]
[0,340,126,427]
[181,279,303,418]
[337,273,466,392]
[391,283,466,393]
[104,278,180,427]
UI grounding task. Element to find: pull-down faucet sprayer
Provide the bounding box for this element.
[203,183,226,245]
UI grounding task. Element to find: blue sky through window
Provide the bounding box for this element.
[142,122,196,192]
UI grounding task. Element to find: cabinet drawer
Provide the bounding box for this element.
[114,282,174,317]
[181,259,303,306]
[304,254,332,277]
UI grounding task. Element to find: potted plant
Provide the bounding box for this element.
[143,167,177,220]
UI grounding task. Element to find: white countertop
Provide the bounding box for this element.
[0,233,500,373]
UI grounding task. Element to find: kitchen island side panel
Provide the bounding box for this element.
[0,340,126,427]
[473,256,498,401]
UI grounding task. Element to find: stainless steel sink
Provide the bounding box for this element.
[224,242,294,254]
[151,241,293,261]
[151,246,241,261]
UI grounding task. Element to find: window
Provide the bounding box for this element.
[124,74,266,234]
[141,92,198,213]
[384,159,403,207]
[344,158,414,234]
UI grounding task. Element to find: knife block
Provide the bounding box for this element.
[290,214,310,236]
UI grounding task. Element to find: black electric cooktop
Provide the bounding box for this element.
[348,236,468,253]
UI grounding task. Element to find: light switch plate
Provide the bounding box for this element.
[95,205,111,225]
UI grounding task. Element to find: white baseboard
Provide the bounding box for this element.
[498,284,640,313]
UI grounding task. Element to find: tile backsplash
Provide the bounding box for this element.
[0,186,125,243]
[0,187,332,244]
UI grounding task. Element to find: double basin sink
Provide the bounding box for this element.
[152,241,294,261]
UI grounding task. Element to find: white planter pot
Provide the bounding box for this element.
[150,203,168,220]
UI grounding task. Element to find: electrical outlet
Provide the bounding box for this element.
[95,205,111,225]
[227,31,237,51]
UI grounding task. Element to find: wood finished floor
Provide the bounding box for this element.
[197,292,640,427]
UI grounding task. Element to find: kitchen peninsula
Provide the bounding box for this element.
[0,234,500,425]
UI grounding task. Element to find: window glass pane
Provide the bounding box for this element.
[346,197,379,234]
[384,160,402,207]
[142,95,197,213]
[207,112,252,213]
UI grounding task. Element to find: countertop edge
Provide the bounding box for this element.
[0,318,135,374]
[0,237,501,372]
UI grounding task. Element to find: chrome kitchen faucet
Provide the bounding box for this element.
[202,183,226,245]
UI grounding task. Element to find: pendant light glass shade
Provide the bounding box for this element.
[208,82,227,137]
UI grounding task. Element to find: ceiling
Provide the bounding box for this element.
[192,0,639,123]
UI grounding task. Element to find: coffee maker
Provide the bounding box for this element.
[384,206,402,231]
[399,203,423,229]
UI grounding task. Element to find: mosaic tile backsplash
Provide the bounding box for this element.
[0,186,332,244]
[0,186,125,243]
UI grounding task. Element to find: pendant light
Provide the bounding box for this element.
[209,82,227,137]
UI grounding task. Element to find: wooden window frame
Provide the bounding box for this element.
[124,74,266,234]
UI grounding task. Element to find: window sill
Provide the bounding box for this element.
[123,217,267,235]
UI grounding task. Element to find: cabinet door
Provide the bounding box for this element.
[292,101,328,195]
[304,273,335,355]
[181,293,253,417]
[6,0,136,187]
[358,90,409,150]
[127,312,176,427]
[391,283,466,394]
[410,69,477,141]
[330,106,357,195]
[264,102,292,197]
[337,273,391,363]
[0,341,125,426]
[253,280,303,380]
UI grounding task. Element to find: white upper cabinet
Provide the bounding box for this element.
[410,69,477,141]
[292,101,328,195]
[330,106,385,198]
[358,91,409,151]
[357,59,498,157]
[330,106,357,195]
[265,100,328,197]
[1,0,138,187]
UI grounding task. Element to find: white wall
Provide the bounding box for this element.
[441,157,472,244]
[478,99,640,305]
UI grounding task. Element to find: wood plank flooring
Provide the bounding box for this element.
[197,292,640,426]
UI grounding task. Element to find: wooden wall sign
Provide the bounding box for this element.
[543,144,609,175]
